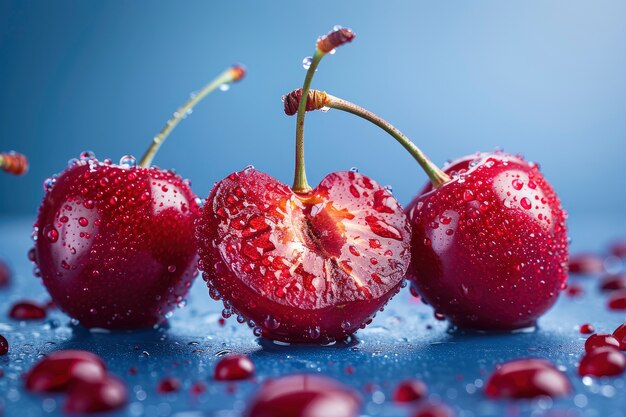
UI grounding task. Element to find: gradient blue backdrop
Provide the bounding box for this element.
[1,1,625,219]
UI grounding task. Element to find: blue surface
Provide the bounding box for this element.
[1,215,625,417]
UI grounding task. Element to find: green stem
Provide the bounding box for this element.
[139,67,240,168]
[292,50,325,194]
[326,95,450,187]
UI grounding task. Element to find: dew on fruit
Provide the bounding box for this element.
[80,151,96,160]
[302,56,313,69]
[43,177,57,192]
[350,167,359,172]
[119,155,136,169]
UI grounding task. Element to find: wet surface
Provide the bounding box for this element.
[0,215,625,417]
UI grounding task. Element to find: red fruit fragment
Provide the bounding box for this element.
[25,350,107,392]
[196,168,411,343]
[600,273,626,292]
[0,335,8,355]
[612,323,626,349]
[393,379,427,403]
[485,359,570,399]
[245,374,361,417]
[608,290,626,310]
[579,323,595,335]
[64,375,127,413]
[214,354,255,381]
[411,402,455,417]
[0,260,10,288]
[568,253,604,275]
[610,240,626,258]
[9,300,47,320]
[157,377,181,393]
[585,333,620,352]
[578,347,626,377]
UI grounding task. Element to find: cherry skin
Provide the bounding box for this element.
[32,156,199,329]
[196,168,411,343]
[406,152,568,330]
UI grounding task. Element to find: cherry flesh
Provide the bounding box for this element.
[406,152,568,330]
[244,374,361,417]
[393,379,427,403]
[9,300,47,320]
[64,375,127,413]
[25,350,106,392]
[32,156,199,329]
[484,358,571,399]
[613,323,626,349]
[214,354,255,381]
[0,335,8,355]
[578,347,626,377]
[196,168,411,343]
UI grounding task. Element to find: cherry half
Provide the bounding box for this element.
[31,66,245,329]
[196,28,411,343]
[285,87,568,330]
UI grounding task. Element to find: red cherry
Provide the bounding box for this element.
[244,374,361,417]
[9,300,47,320]
[585,333,620,352]
[0,335,8,355]
[610,240,626,258]
[196,169,410,343]
[599,273,626,292]
[484,358,571,399]
[25,350,106,392]
[393,379,427,403]
[157,377,181,393]
[406,153,568,330]
[607,290,626,311]
[30,66,244,329]
[578,347,626,377]
[214,354,255,381]
[411,402,455,417]
[613,323,626,349]
[0,260,10,288]
[567,253,605,275]
[64,375,127,413]
[579,323,595,335]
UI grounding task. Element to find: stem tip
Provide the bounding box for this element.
[317,27,355,53]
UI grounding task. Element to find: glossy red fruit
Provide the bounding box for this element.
[32,155,199,329]
[406,153,568,330]
[0,335,8,355]
[613,323,626,349]
[579,323,595,335]
[25,350,106,392]
[214,354,255,381]
[600,273,626,292]
[411,402,455,417]
[245,374,361,417]
[196,168,411,343]
[393,379,427,403]
[0,260,10,288]
[607,290,626,310]
[64,375,127,413]
[578,347,626,377]
[485,358,571,399]
[567,253,604,275]
[585,334,620,353]
[157,377,181,393]
[9,300,47,320]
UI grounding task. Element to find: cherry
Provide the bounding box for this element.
[0,260,10,288]
[284,89,567,330]
[244,374,361,417]
[579,323,595,335]
[196,28,411,343]
[157,377,181,393]
[9,300,47,320]
[411,403,455,417]
[25,350,106,392]
[393,379,427,403]
[567,253,604,275]
[585,333,620,353]
[484,359,571,399]
[0,151,28,175]
[0,335,8,355]
[607,290,626,310]
[64,375,127,413]
[214,354,255,381]
[578,347,626,377]
[31,66,245,329]
[599,273,626,292]
[613,323,626,349]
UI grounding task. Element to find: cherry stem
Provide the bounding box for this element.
[292,27,355,194]
[286,89,450,188]
[138,65,245,168]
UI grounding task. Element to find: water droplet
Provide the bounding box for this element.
[67,158,79,167]
[243,164,255,172]
[520,197,532,210]
[264,315,280,330]
[43,177,57,192]
[320,106,330,113]
[219,83,230,92]
[44,225,59,243]
[308,326,321,339]
[302,56,313,70]
[78,217,89,227]
[119,155,136,169]
[167,265,176,273]
[79,151,96,160]
[328,48,336,55]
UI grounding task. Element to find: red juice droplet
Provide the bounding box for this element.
[608,290,626,311]
[579,323,595,335]
[585,334,620,353]
[64,375,127,413]
[485,359,571,399]
[568,253,605,275]
[9,300,47,320]
[25,350,107,392]
[600,273,626,292]
[613,323,626,350]
[578,347,626,377]
[214,354,255,381]
[393,379,427,403]
[157,377,180,393]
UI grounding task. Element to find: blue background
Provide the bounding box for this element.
[1,1,626,218]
